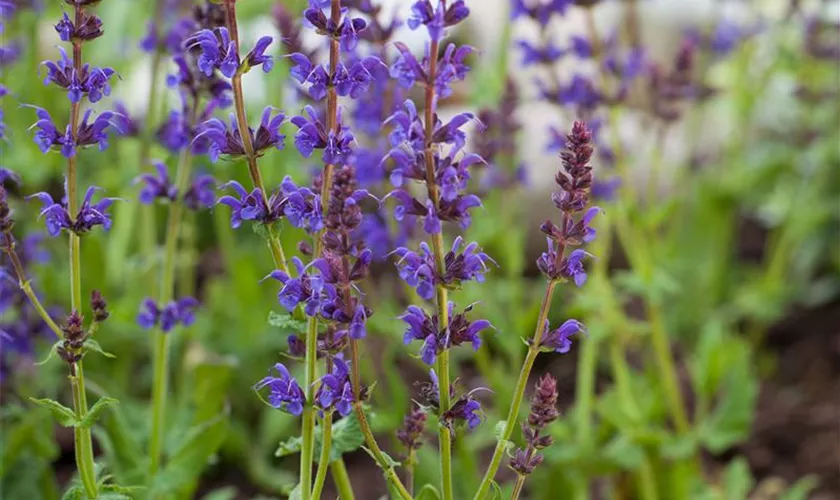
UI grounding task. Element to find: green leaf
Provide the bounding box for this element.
[489,480,503,500]
[84,338,116,358]
[779,476,819,500]
[191,358,235,423]
[152,413,229,493]
[60,485,85,500]
[660,432,699,460]
[602,435,645,470]
[362,446,400,469]
[36,340,63,365]
[201,486,238,500]
[79,397,119,429]
[415,484,442,500]
[723,458,753,500]
[325,412,365,462]
[268,311,308,333]
[274,412,365,463]
[29,398,78,427]
[275,435,302,458]
[100,483,145,495]
[287,483,302,500]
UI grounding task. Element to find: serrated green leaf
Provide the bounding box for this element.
[79,397,119,429]
[29,398,78,427]
[84,338,116,359]
[415,484,442,500]
[493,421,507,440]
[268,311,308,333]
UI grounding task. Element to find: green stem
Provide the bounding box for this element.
[405,450,415,497]
[348,342,412,500]
[72,362,98,499]
[436,350,453,500]
[65,24,98,498]
[300,316,318,500]
[647,304,689,434]
[311,412,334,500]
[573,334,598,497]
[149,146,194,475]
[473,281,557,500]
[509,476,525,500]
[330,459,355,500]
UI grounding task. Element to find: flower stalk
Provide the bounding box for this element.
[149,139,196,475]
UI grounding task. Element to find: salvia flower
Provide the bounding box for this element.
[511,0,571,27]
[391,237,494,299]
[134,162,178,204]
[279,176,324,233]
[28,184,117,237]
[136,297,199,333]
[254,363,306,416]
[140,18,198,54]
[266,257,334,317]
[54,11,103,42]
[443,392,482,429]
[216,180,283,228]
[291,105,354,165]
[41,47,116,103]
[183,174,216,210]
[289,53,383,100]
[406,0,469,42]
[194,107,286,161]
[315,357,354,416]
[303,0,367,52]
[539,318,585,353]
[400,303,492,365]
[391,42,473,98]
[183,27,239,78]
[30,107,118,157]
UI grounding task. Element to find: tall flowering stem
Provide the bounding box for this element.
[222,0,289,274]
[148,129,197,475]
[299,1,342,495]
[422,35,456,500]
[474,122,597,500]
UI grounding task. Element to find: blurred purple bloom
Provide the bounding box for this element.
[137,297,199,333]
[135,162,177,204]
[511,0,570,26]
[183,174,216,210]
[516,38,565,66]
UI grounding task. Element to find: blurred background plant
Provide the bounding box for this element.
[0,0,838,499]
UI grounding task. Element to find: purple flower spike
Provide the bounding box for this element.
[183,174,216,210]
[137,296,199,333]
[407,0,469,41]
[41,47,116,103]
[400,303,491,365]
[27,184,117,237]
[540,319,586,353]
[254,363,306,416]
